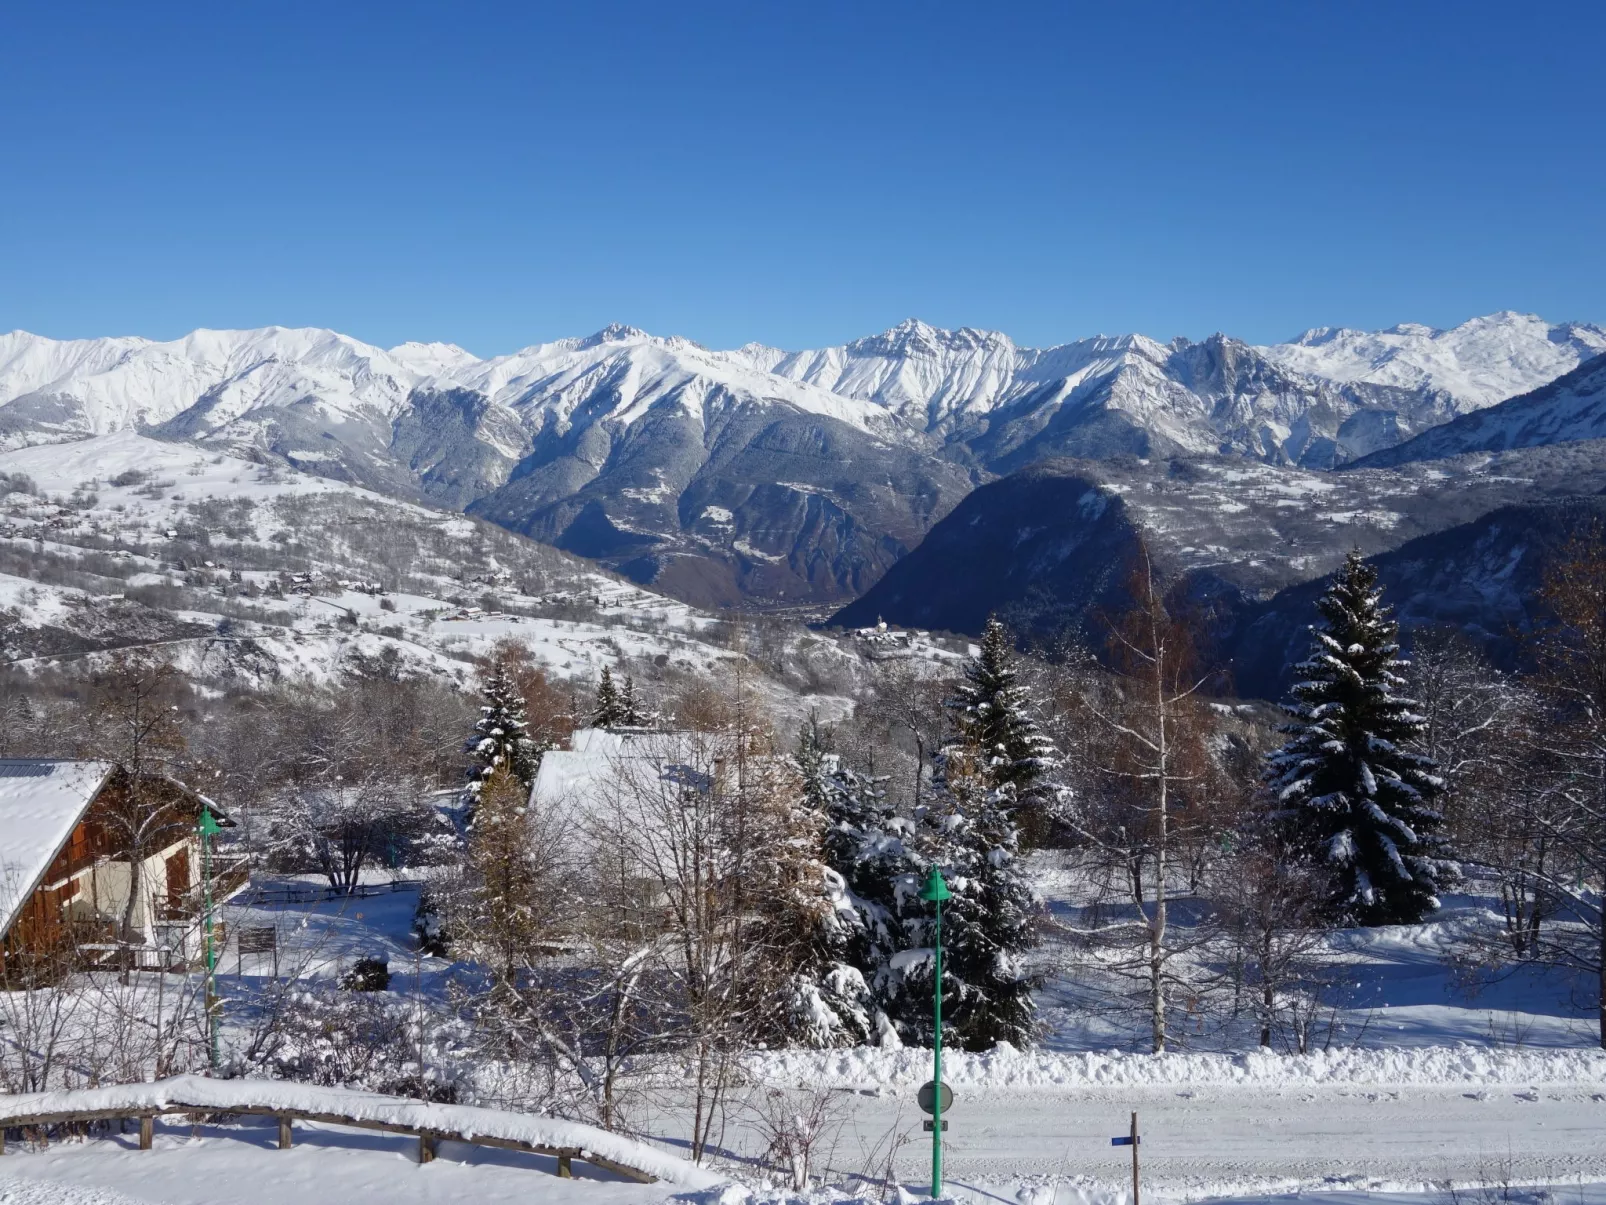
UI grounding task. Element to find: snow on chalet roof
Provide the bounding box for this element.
[0,759,114,936]
[528,728,721,826]
[530,728,656,818]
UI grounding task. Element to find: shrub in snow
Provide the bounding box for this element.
[242,986,460,1102]
[340,956,392,992]
[1265,550,1458,926]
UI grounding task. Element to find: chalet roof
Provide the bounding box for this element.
[529,728,714,825]
[0,759,115,937]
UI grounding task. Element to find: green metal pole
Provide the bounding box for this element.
[199,809,220,1074]
[920,864,951,1199]
[932,893,943,1199]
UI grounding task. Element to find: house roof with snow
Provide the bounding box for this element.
[0,759,114,935]
[529,727,726,831]
[529,728,660,818]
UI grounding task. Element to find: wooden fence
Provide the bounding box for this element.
[0,1092,657,1183]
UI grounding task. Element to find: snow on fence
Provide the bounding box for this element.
[0,1075,720,1188]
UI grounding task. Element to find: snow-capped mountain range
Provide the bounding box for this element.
[1351,352,1606,468]
[0,312,1601,608]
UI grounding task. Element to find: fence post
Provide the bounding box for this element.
[557,1153,572,1178]
[278,1116,292,1149]
[418,1133,436,1163]
[1130,1112,1139,1205]
[139,1116,153,1150]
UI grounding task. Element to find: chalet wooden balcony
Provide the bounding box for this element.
[155,856,251,922]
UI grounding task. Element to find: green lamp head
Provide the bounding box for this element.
[920,865,951,903]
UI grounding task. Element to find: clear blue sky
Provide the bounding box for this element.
[2,1,1601,355]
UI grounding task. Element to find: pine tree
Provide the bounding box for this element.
[463,767,544,987]
[796,717,905,1046]
[863,623,1047,1050]
[754,718,877,1046]
[899,745,1038,1051]
[1265,550,1456,926]
[466,656,541,805]
[948,615,1058,839]
[592,666,627,728]
[620,675,648,727]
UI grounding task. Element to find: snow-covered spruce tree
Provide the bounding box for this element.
[1265,550,1455,926]
[787,716,906,1045]
[949,615,1059,841]
[619,675,651,727]
[875,621,1046,1049]
[750,718,882,1046]
[592,666,627,729]
[898,743,1038,1051]
[465,656,541,809]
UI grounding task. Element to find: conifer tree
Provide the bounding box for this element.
[620,675,648,727]
[592,666,627,729]
[463,767,544,988]
[466,656,540,806]
[948,615,1058,837]
[765,717,884,1046]
[1265,550,1456,926]
[791,716,912,1045]
[893,745,1037,1050]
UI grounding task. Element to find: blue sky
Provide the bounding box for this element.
[2,1,1601,354]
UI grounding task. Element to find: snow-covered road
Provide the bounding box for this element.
[827,1081,1606,1194]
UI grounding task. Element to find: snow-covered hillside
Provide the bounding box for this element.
[734,312,1606,463]
[0,323,904,455]
[1350,351,1606,468]
[0,432,865,717]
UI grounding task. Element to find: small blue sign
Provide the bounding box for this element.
[1111,1136,1139,1146]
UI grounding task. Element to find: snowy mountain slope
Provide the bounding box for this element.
[0,433,865,721]
[1262,311,1606,409]
[0,327,423,445]
[1346,353,1606,468]
[833,439,1606,680]
[0,326,956,608]
[1229,492,1606,696]
[1,311,1600,611]
[734,317,1554,470]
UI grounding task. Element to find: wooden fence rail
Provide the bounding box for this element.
[0,1099,654,1183]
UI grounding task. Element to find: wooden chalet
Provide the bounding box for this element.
[0,759,247,981]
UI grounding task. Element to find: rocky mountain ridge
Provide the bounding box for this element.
[1,312,1601,611]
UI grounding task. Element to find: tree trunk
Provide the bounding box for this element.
[1150,659,1170,1055]
[1598,901,1605,1052]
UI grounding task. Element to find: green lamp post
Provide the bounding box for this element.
[198,806,222,1074]
[920,864,952,1198]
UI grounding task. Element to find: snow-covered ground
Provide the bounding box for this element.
[6,868,1606,1205]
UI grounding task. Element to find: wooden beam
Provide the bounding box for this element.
[0,1100,658,1183]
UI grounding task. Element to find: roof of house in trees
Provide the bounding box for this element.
[0,759,115,935]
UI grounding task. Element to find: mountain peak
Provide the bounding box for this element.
[850,318,1014,358]
[578,323,651,349]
